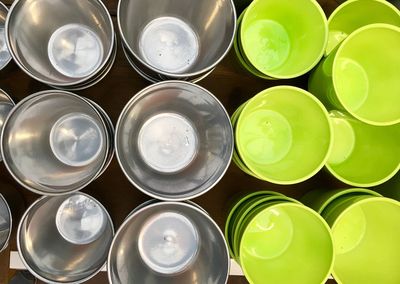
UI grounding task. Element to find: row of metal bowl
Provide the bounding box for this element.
[13,192,229,284]
[0,82,233,200]
[0,0,236,88]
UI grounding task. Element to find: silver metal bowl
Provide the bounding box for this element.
[6,0,114,88]
[1,90,110,195]
[118,0,236,82]
[0,194,12,253]
[0,89,14,162]
[17,193,114,284]
[108,201,230,284]
[0,2,12,71]
[115,81,233,201]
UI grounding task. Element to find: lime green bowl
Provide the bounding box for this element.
[234,11,272,79]
[326,111,400,187]
[232,196,299,259]
[326,0,400,55]
[231,102,262,178]
[323,196,400,284]
[301,188,382,214]
[332,24,400,126]
[240,0,328,79]
[239,202,334,284]
[233,200,289,262]
[225,191,283,256]
[236,86,332,184]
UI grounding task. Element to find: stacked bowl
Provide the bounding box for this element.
[308,0,400,188]
[225,191,334,284]
[0,88,14,162]
[0,193,11,253]
[234,0,328,79]
[0,2,11,71]
[17,193,114,284]
[108,201,230,284]
[115,81,233,200]
[1,90,114,196]
[118,0,236,82]
[303,188,400,284]
[6,0,116,90]
[231,86,332,184]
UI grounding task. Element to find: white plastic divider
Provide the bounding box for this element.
[10,251,333,279]
[10,251,244,275]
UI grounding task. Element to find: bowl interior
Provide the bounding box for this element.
[116,82,233,200]
[108,203,229,284]
[236,87,331,184]
[7,0,113,85]
[333,25,400,125]
[1,92,108,194]
[326,0,400,54]
[328,197,400,284]
[18,195,113,283]
[240,203,333,284]
[118,0,235,75]
[326,112,400,187]
[241,0,327,78]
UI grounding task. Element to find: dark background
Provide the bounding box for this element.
[1,0,398,283]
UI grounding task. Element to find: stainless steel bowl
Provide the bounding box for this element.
[6,0,114,88]
[118,0,236,82]
[0,88,14,162]
[108,201,230,284]
[0,194,12,253]
[115,81,233,201]
[0,2,11,71]
[18,193,114,284]
[1,90,110,195]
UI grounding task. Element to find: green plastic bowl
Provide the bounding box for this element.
[333,24,400,125]
[231,102,262,178]
[225,191,283,256]
[233,10,271,79]
[239,202,334,284]
[240,0,328,79]
[232,196,299,259]
[326,0,400,55]
[323,196,400,284]
[233,200,289,262]
[326,111,400,187]
[236,86,332,184]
